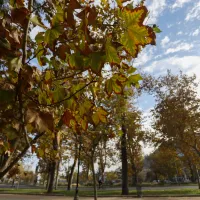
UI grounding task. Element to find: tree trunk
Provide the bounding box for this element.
[54,161,60,190]
[91,152,97,200]
[195,166,200,189]
[47,161,57,193]
[67,157,77,190]
[189,164,196,182]
[132,174,138,187]
[131,163,138,187]
[0,133,44,179]
[47,132,59,193]
[121,124,129,195]
[46,170,50,190]
[11,178,15,187]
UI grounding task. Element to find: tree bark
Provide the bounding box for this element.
[47,132,59,193]
[67,157,77,190]
[121,124,129,195]
[47,161,57,193]
[54,161,60,190]
[67,141,78,191]
[0,133,44,179]
[195,166,200,189]
[91,152,97,200]
[131,162,138,187]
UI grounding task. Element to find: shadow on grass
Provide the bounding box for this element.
[1,188,200,196]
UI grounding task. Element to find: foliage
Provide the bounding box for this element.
[151,71,200,160]
[0,1,158,195]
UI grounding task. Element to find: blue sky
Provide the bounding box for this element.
[132,0,200,153]
[29,0,200,155]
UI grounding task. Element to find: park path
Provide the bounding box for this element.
[1,194,200,200]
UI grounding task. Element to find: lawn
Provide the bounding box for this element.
[1,188,200,196]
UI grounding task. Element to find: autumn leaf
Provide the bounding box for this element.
[25,108,54,132]
[30,15,46,28]
[87,52,105,74]
[105,36,120,64]
[62,109,76,127]
[44,27,62,46]
[92,107,108,125]
[11,7,29,25]
[52,6,64,26]
[35,32,45,43]
[120,6,156,57]
[56,45,70,60]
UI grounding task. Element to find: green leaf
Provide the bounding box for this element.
[0,90,15,103]
[105,37,120,64]
[37,149,44,157]
[105,79,113,96]
[87,52,105,74]
[92,112,100,125]
[92,107,108,125]
[35,32,45,43]
[153,25,162,33]
[3,125,18,140]
[0,38,11,50]
[8,57,22,72]
[120,25,148,57]
[69,53,85,70]
[120,7,156,56]
[52,6,64,26]
[30,15,46,28]
[116,0,122,7]
[52,88,66,102]
[127,67,137,74]
[127,74,142,87]
[44,27,62,45]
[112,80,123,94]
[45,70,51,81]
[36,44,45,66]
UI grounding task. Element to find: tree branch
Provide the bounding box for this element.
[23,76,97,107]
[0,133,44,179]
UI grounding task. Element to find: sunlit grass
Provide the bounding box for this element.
[1,187,200,196]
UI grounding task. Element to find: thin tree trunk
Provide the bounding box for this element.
[54,161,60,190]
[0,133,44,179]
[47,161,57,193]
[46,169,50,190]
[67,142,78,190]
[0,139,19,172]
[195,166,200,189]
[67,157,77,190]
[91,152,97,200]
[47,132,59,193]
[121,124,129,195]
[131,163,137,187]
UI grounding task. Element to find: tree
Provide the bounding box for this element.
[147,144,182,182]
[0,1,158,197]
[126,110,144,186]
[152,72,200,161]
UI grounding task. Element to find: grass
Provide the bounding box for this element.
[1,188,200,196]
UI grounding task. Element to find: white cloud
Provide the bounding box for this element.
[145,0,166,24]
[192,28,200,36]
[161,36,170,48]
[171,0,192,9]
[177,31,183,35]
[167,24,173,28]
[165,43,193,54]
[144,56,200,76]
[185,2,200,21]
[30,26,44,40]
[134,47,156,67]
[141,107,154,132]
